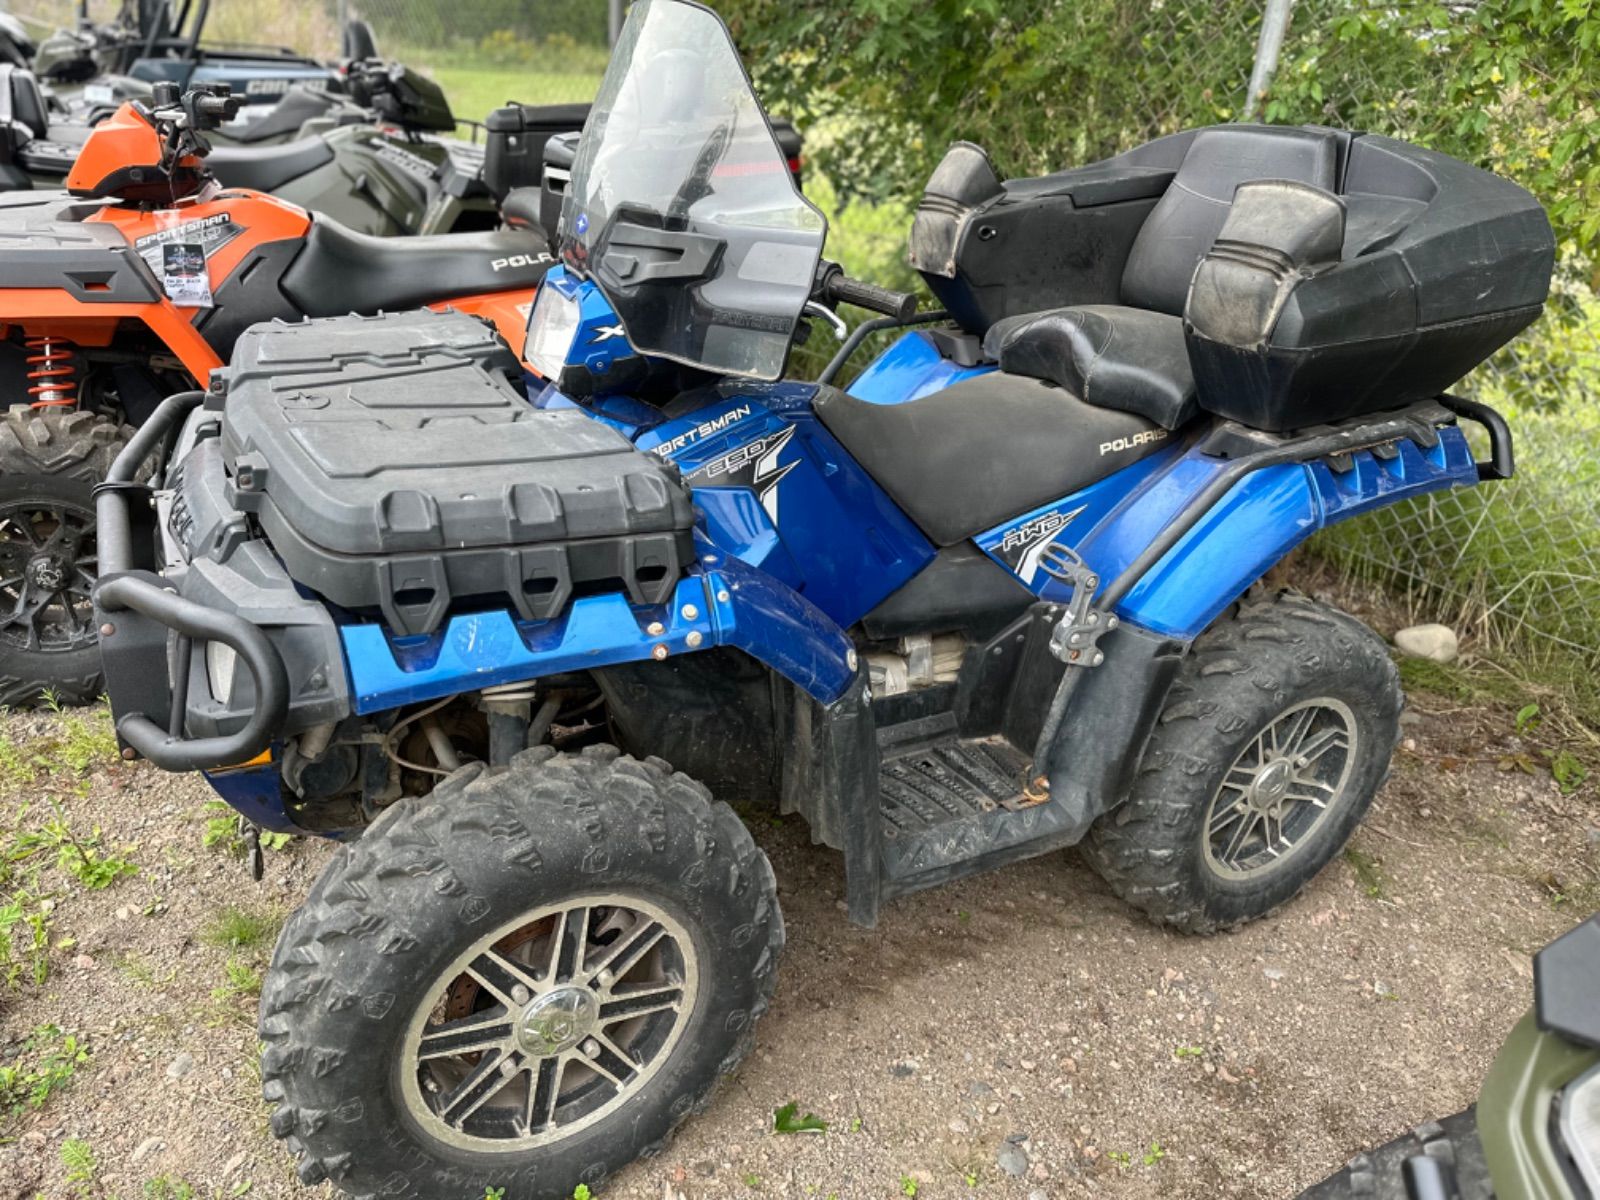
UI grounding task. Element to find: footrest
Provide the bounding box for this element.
[880,736,1032,836]
[876,732,1091,899]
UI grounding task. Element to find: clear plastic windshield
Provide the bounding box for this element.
[557,0,825,381]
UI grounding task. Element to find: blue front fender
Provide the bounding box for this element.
[341,558,856,714]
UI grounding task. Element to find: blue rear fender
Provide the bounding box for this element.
[977,423,1480,641]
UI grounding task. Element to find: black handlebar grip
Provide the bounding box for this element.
[825,272,917,321]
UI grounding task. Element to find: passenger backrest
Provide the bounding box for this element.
[0,66,49,140]
[1120,126,1342,315]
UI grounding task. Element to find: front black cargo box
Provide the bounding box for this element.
[218,311,695,636]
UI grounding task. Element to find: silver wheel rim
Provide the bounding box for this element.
[1201,698,1358,880]
[398,895,698,1152]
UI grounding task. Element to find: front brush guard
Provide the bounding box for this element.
[94,389,289,771]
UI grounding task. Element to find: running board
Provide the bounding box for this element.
[876,728,1093,900]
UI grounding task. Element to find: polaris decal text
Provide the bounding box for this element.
[1099,428,1169,456]
[490,251,555,272]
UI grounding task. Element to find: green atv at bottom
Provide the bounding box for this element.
[1301,914,1600,1199]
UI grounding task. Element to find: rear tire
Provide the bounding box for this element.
[259,745,783,1199]
[1080,592,1401,934]
[0,408,141,708]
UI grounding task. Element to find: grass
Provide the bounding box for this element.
[430,64,602,122]
[200,904,283,952]
[0,1023,89,1124]
[1344,846,1389,900]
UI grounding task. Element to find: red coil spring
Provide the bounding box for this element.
[25,336,80,409]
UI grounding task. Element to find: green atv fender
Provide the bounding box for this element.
[1479,1011,1599,1200]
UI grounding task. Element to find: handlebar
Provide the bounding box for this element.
[813,261,918,321]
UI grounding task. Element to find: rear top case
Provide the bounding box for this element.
[218,310,695,636]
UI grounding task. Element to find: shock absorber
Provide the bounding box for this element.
[24,336,80,409]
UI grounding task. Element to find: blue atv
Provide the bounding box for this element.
[91,1,1552,1194]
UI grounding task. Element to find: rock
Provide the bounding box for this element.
[997,1143,1030,1177]
[166,1052,195,1080]
[1030,1192,1050,1200]
[223,1151,247,1177]
[1398,710,1424,728]
[131,1137,164,1164]
[1394,624,1458,663]
[948,1117,971,1135]
[1263,967,1285,981]
[889,1059,919,1078]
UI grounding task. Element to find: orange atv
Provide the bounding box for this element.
[0,81,553,706]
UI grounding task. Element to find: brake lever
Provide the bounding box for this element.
[803,301,848,340]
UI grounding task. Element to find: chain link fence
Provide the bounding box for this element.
[8,0,1595,660]
[1256,3,1600,663]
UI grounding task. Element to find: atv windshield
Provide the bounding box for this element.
[557,0,826,381]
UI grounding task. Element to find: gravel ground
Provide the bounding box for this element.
[1,591,1595,1200]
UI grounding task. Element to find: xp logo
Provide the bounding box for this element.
[574,212,590,237]
[591,324,626,343]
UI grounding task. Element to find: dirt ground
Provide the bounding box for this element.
[1,580,1596,1200]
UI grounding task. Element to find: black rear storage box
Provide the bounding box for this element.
[217,311,695,636]
[1183,134,1554,431]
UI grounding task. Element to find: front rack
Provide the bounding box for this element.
[93,389,289,771]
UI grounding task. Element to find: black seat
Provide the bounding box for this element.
[280,216,555,317]
[815,375,1174,547]
[224,88,341,145]
[208,136,336,193]
[983,126,1340,430]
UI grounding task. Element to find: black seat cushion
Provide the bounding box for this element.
[982,304,1196,430]
[1120,126,1341,315]
[208,136,336,193]
[815,374,1177,547]
[225,88,340,145]
[281,216,555,317]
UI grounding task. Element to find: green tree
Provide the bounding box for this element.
[725,0,1600,268]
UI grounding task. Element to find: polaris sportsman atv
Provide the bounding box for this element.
[0,59,510,236]
[92,2,1550,1195]
[0,80,554,707]
[1301,914,1600,1200]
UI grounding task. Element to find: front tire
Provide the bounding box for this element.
[259,745,783,1199]
[1080,592,1402,934]
[0,409,139,707]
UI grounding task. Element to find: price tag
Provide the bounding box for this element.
[161,243,214,308]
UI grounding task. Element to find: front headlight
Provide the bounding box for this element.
[524,285,581,382]
[205,639,238,707]
[1564,1062,1600,1195]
